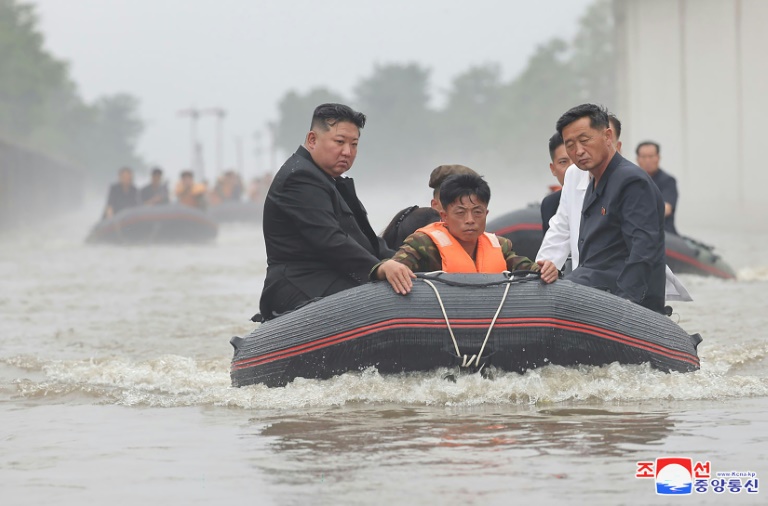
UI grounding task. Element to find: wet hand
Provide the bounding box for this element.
[377,260,416,295]
[536,260,558,284]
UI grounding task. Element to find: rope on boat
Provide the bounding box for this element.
[421,275,512,369]
[415,270,540,287]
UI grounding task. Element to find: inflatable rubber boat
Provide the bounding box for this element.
[86,204,218,244]
[207,201,262,223]
[230,273,702,388]
[485,205,543,261]
[488,205,736,279]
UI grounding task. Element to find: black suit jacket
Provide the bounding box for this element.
[259,146,394,318]
[566,152,666,312]
[540,190,562,233]
[651,168,679,235]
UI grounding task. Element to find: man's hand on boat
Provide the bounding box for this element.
[376,260,417,294]
[375,258,558,295]
[536,259,559,284]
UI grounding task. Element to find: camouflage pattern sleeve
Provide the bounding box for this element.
[369,232,443,279]
[499,236,539,272]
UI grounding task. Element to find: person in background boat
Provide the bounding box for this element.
[102,166,138,219]
[248,173,273,203]
[209,170,243,206]
[139,167,169,206]
[374,173,558,294]
[175,170,207,209]
[258,103,394,320]
[428,164,479,212]
[636,141,678,235]
[556,103,666,313]
[540,132,572,233]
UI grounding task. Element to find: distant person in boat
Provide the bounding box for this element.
[175,170,207,209]
[540,132,573,233]
[374,173,558,294]
[258,103,394,321]
[636,141,678,235]
[380,164,475,250]
[209,170,243,206]
[248,173,272,203]
[102,166,138,219]
[140,167,169,206]
[556,103,666,313]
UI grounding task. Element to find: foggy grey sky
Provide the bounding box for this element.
[30,0,593,180]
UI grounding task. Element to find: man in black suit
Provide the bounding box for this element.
[102,167,138,219]
[540,132,571,233]
[557,104,666,313]
[636,141,679,235]
[258,103,395,320]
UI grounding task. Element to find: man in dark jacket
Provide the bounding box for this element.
[557,104,666,313]
[258,103,395,320]
[103,167,138,219]
[636,141,679,234]
[140,167,170,206]
[540,132,571,232]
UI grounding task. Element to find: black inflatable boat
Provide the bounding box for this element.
[207,201,262,224]
[86,204,218,244]
[488,205,736,279]
[230,273,702,388]
[485,205,543,261]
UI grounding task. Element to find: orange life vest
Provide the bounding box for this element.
[418,222,507,273]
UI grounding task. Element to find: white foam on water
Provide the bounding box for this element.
[6,335,768,410]
[737,266,768,282]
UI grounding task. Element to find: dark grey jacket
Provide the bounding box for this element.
[259,146,393,319]
[566,152,666,313]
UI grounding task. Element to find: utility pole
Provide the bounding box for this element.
[178,107,201,177]
[201,107,226,178]
[253,130,264,176]
[266,121,277,173]
[235,136,244,176]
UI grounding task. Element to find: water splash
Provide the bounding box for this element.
[5,337,767,409]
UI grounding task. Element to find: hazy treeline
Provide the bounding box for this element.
[0,0,144,183]
[272,0,615,181]
[0,137,83,230]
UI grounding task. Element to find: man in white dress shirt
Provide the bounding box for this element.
[536,114,691,302]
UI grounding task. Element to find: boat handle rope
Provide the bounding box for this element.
[421,277,512,369]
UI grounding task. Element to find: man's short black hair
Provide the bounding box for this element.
[556,103,610,136]
[181,170,194,178]
[118,166,132,175]
[310,103,366,132]
[608,114,622,141]
[636,141,660,155]
[439,173,491,210]
[548,132,564,161]
[151,167,163,176]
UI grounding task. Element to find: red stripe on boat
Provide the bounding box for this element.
[665,249,735,279]
[232,316,699,370]
[491,223,542,235]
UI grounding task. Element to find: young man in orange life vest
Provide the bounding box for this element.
[373,173,559,294]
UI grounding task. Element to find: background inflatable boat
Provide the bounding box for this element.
[230,273,702,388]
[86,204,218,244]
[487,205,736,279]
[207,201,262,224]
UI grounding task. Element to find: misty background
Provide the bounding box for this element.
[1,1,603,188]
[3,0,766,231]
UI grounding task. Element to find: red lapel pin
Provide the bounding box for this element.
[601,207,606,215]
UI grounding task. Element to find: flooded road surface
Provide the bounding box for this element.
[1,204,767,505]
